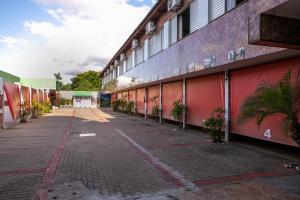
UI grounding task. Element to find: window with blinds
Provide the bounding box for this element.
[149,29,162,56]
[127,54,132,71]
[136,45,144,65]
[209,0,225,21]
[162,21,169,49]
[190,0,199,33]
[170,16,177,45]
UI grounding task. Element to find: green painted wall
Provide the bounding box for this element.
[0,70,20,83]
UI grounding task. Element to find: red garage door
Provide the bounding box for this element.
[128,90,136,103]
[162,81,182,120]
[147,85,160,116]
[32,88,38,102]
[231,58,300,146]
[21,86,30,111]
[186,74,224,126]
[136,88,145,114]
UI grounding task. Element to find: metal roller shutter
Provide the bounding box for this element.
[162,81,182,120]
[231,58,300,147]
[136,88,145,114]
[147,85,160,116]
[209,0,225,21]
[186,74,224,126]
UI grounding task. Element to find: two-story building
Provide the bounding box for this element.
[100,0,300,147]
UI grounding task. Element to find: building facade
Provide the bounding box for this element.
[100,0,300,147]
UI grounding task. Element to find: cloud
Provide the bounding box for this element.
[0,36,29,48]
[0,0,151,83]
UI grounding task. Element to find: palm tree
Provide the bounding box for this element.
[238,70,300,146]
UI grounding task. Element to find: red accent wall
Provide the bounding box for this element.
[186,74,225,126]
[21,86,30,111]
[136,88,145,114]
[162,81,182,120]
[147,85,160,116]
[4,82,21,120]
[231,58,300,147]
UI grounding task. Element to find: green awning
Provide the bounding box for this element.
[73,91,92,97]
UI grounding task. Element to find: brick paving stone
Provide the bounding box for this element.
[0,108,299,200]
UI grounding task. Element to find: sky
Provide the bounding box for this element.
[0,0,156,83]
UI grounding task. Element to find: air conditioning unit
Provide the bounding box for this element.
[120,53,126,61]
[132,39,139,49]
[168,0,183,11]
[114,60,119,66]
[146,21,156,36]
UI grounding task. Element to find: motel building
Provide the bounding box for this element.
[100,0,300,147]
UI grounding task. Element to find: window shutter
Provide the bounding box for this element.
[144,39,149,60]
[136,45,144,65]
[190,0,199,32]
[127,54,132,70]
[170,16,177,45]
[150,30,162,56]
[209,0,225,21]
[162,21,169,49]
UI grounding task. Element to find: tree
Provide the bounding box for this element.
[238,70,300,145]
[62,83,72,90]
[54,72,63,90]
[70,70,101,91]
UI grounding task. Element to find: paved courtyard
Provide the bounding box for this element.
[0,108,299,200]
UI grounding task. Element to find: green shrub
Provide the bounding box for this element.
[126,101,134,114]
[150,96,161,122]
[112,99,121,112]
[171,100,186,130]
[20,103,29,123]
[203,108,225,143]
[120,99,127,112]
[42,102,52,113]
[31,101,42,118]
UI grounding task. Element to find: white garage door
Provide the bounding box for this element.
[74,97,92,108]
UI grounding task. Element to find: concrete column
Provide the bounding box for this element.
[144,87,147,119]
[224,70,230,142]
[159,83,162,124]
[182,78,186,130]
[0,78,4,129]
[29,85,32,107]
[135,89,137,114]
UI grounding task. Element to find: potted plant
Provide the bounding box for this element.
[171,100,185,130]
[126,101,134,114]
[20,102,29,123]
[203,108,225,143]
[151,96,161,122]
[112,99,121,112]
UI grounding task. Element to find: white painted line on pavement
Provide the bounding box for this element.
[79,133,96,137]
[115,128,198,191]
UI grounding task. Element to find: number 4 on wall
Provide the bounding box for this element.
[264,129,272,139]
